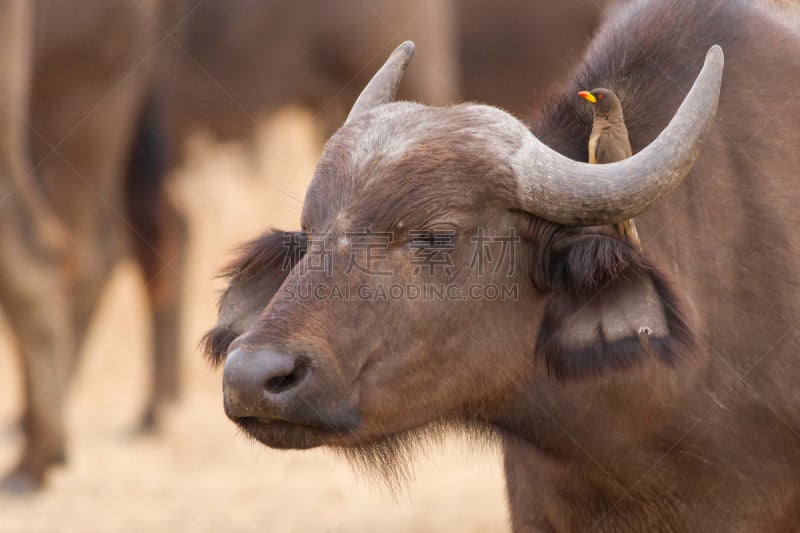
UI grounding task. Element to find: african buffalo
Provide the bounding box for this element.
[206,0,800,529]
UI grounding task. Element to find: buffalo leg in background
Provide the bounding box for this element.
[4,0,161,488]
[0,0,73,493]
[29,1,160,365]
[125,95,188,431]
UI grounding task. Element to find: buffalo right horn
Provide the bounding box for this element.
[511,45,724,226]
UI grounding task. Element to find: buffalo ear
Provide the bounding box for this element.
[202,229,306,366]
[536,234,697,381]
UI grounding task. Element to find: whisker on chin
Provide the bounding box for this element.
[330,420,500,495]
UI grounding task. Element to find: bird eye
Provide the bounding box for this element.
[597,94,604,99]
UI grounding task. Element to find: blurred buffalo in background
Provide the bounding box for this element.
[458,0,618,120]
[0,0,165,493]
[162,0,459,149]
[0,0,615,492]
[165,0,619,146]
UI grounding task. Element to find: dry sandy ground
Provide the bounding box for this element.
[0,109,509,533]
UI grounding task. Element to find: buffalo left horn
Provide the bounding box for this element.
[511,45,724,226]
[345,41,415,125]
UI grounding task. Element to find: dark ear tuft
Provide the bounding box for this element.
[538,233,699,381]
[224,229,307,284]
[201,229,306,367]
[551,234,641,297]
[201,326,239,368]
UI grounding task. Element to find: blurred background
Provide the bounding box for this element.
[0,1,620,531]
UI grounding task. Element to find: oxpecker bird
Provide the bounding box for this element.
[578,88,641,249]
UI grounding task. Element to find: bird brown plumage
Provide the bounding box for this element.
[578,88,641,249]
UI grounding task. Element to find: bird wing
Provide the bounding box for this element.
[595,127,632,164]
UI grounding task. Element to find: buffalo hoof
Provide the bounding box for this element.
[0,470,44,495]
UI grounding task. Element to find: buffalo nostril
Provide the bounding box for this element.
[223,347,310,418]
[264,361,309,394]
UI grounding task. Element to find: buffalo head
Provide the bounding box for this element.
[204,42,723,462]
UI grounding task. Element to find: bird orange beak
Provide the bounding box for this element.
[578,90,597,104]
